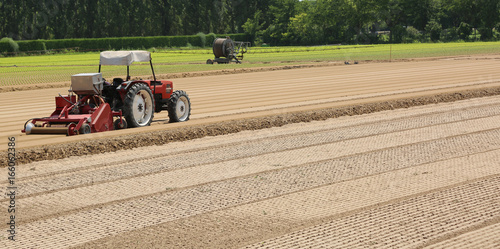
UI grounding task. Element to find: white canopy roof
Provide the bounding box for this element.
[99,51,151,66]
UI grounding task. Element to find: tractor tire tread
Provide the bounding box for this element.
[123,83,154,128]
[167,90,191,123]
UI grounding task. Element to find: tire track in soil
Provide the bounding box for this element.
[2,97,500,248]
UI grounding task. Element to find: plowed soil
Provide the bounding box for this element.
[1,95,500,248]
[1,56,500,248]
[2,57,500,164]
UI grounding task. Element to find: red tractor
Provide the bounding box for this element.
[23,51,191,136]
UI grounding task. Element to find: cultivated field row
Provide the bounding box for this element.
[2,58,500,159]
[1,95,499,248]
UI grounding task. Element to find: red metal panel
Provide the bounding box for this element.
[90,103,113,132]
[55,95,76,109]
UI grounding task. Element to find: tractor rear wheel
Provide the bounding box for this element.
[123,83,154,128]
[167,90,191,123]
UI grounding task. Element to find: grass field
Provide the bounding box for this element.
[1,42,499,87]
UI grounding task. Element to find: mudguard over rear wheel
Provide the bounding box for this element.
[123,83,154,128]
[167,90,191,123]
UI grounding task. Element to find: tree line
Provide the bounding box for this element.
[1,0,499,46]
[0,0,267,40]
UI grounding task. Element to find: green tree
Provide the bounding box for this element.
[477,0,500,40]
[425,19,442,41]
[347,0,380,43]
[284,13,312,45]
[1,0,497,45]
[262,0,300,45]
[402,0,440,30]
[458,22,472,40]
[242,10,266,45]
[378,0,404,43]
[309,0,351,44]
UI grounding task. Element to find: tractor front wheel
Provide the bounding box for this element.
[167,90,191,123]
[123,83,154,128]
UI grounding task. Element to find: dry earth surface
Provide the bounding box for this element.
[1,56,500,248]
[1,95,500,248]
[2,56,500,163]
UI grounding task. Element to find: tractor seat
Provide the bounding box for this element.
[112,78,124,86]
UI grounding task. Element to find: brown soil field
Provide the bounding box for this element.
[1,56,500,247]
[1,95,499,248]
[2,57,500,163]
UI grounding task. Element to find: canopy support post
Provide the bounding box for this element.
[150,60,156,95]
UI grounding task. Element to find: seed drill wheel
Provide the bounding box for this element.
[168,90,191,123]
[123,83,154,128]
[80,123,91,134]
[113,118,128,130]
[67,122,79,136]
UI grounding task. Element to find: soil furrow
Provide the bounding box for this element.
[424,221,500,249]
[3,85,500,164]
[71,152,500,249]
[5,100,500,199]
[192,80,500,116]
[4,121,500,234]
[180,70,497,108]
[1,57,500,248]
[2,59,500,157]
[4,107,500,217]
[4,93,498,183]
[243,175,500,249]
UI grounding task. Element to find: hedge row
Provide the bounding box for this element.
[0,33,250,53]
[0,42,12,52]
